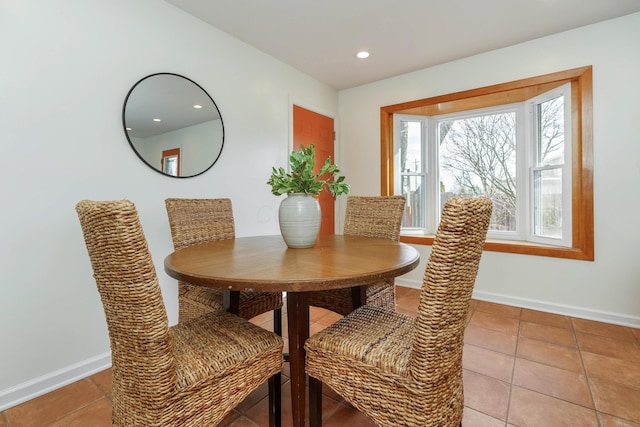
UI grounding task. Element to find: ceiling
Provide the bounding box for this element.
[164,0,640,90]
[124,73,221,139]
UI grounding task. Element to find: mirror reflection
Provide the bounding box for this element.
[123,73,224,178]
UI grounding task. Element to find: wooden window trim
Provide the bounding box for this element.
[380,66,594,261]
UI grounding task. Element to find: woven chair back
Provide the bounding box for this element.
[305,195,406,315]
[165,198,235,250]
[75,200,175,408]
[343,195,406,241]
[410,197,492,384]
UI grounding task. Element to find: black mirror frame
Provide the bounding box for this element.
[122,72,225,178]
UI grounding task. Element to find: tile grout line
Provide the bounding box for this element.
[506,311,610,422]
[43,379,109,427]
[571,320,640,425]
[462,302,511,425]
[463,302,511,425]
[570,317,605,427]
[86,376,110,401]
[502,307,523,426]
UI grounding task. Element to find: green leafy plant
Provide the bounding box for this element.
[267,144,350,196]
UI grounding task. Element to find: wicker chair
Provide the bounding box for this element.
[305,197,492,427]
[76,200,284,427]
[165,198,283,327]
[306,195,406,316]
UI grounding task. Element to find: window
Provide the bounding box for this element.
[381,67,593,260]
[529,87,572,246]
[162,148,181,177]
[396,84,572,246]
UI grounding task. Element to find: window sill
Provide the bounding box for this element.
[400,235,594,261]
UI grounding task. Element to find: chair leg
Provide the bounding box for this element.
[309,376,322,427]
[273,308,282,336]
[274,308,290,362]
[268,374,282,427]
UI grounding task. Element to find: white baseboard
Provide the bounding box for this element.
[0,352,111,412]
[395,278,640,328]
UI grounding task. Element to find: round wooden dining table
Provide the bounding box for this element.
[164,234,420,427]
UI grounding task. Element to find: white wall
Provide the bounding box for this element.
[0,0,338,409]
[339,13,640,327]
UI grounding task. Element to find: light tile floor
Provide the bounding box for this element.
[2,286,639,426]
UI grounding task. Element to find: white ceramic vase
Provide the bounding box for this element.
[278,193,321,248]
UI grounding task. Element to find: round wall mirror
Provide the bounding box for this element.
[122,73,224,178]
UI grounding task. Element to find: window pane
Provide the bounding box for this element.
[533,167,563,238]
[439,113,517,231]
[401,175,425,228]
[398,118,426,229]
[399,120,423,173]
[164,156,179,176]
[537,96,564,166]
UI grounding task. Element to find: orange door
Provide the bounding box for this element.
[293,105,335,235]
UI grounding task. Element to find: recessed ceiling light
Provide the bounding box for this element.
[153,118,162,122]
[126,127,132,131]
[356,51,370,59]
[193,104,203,109]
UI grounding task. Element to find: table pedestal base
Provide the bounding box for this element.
[286,292,309,427]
